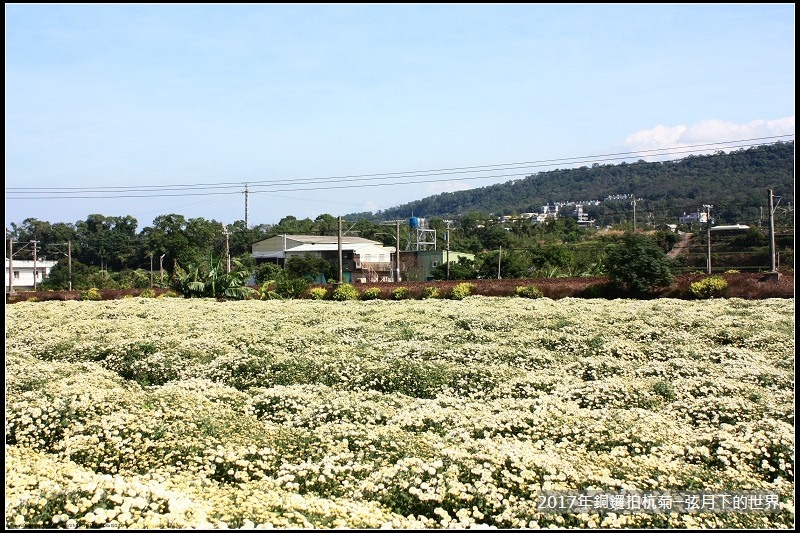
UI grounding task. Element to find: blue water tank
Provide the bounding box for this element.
[409,217,420,228]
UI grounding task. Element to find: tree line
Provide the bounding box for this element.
[6,141,793,293]
[345,141,795,228]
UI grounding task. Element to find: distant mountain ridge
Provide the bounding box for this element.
[345,141,794,226]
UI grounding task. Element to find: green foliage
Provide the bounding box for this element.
[254,262,283,285]
[421,286,441,299]
[172,255,254,300]
[138,288,157,298]
[391,287,412,300]
[431,256,477,280]
[307,287,328,300]
[274,277,309,299]
[448,282,476,300]
[731,227,769,247]
[652,380,677,401]
[514,285,544,299]
[650,230,680,253]
[80,287,102,301]
[331,283,360,301]
[285,256,336,282]
[605,233,675,294]
[158,291,178,298]
[259,283,283,300]
[690,276,729,299]
[361,287,383,300]
[115,268,152,290]
[476,249,530,279]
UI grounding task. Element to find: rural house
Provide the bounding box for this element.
[251,235,396,283]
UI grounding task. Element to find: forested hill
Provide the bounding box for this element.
[345,141,794,226]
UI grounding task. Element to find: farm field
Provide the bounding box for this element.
[5,296,795,529]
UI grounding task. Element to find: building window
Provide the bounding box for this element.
[13,271,20,279]
[432,261,438,267]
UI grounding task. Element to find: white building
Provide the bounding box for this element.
[251,235,396,283]
[678,211,709,224]
[5,258,59,291]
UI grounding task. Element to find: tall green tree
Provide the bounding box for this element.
[605,232,675,294]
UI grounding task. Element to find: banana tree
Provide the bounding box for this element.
[172,254,254,300]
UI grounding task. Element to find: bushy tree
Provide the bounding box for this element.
[285,256,336,282]
[605,233,675,294]
[254,262,284,285]
[431,256,477,280]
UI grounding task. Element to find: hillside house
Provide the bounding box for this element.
[251,235,396,283]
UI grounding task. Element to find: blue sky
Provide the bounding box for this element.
[5,4,795,230]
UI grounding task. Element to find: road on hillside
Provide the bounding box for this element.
[668,232,693,259]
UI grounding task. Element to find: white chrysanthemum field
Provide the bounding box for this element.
[5,296,794,529]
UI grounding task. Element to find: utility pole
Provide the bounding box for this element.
[149,253,154,288]
[703,204,713,274]
[497,246,502,279]
[445,222,451,281]
[32,240,38,291]
[768,189,776,272]
[768,188,784,275]
[244,183,250,228]
[160,254,165,285]
[395,220,401,282]
[631,195,637,233]
[67,240,72,291]
[337,216,343,284]
[7,237,13,294]
[222,224,231,273]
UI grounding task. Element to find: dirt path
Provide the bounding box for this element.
[668,232,693,259]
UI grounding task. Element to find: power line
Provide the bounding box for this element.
[6,136,793,200]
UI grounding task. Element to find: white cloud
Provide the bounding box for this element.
[622,117,794,156]
[425,180,474,195]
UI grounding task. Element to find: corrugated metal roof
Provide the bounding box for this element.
[285,235,380,244]
[287,242,394,253]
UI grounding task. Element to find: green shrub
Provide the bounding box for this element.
[421,286,441,299]
[308,287,328,300]
[448,282,476,300]
[331,283,359,301]
[139,288,157,298]
[274,278,309,299]
[361,287,383,300]
[158,291,178,298]
[690,276,729,299]
[391,287,412,300]
[80,288,102,301]
[652,380,677,401]
[514,285,544,299]
[606,233,675,294]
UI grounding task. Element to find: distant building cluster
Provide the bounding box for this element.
[605,194,633,201]
[496,199,602,228]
